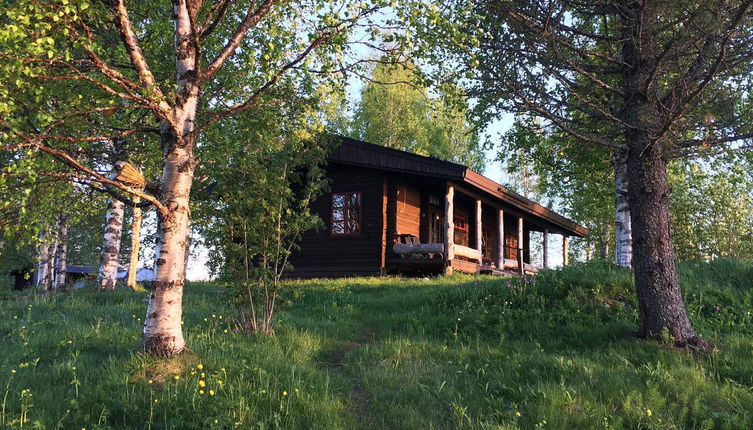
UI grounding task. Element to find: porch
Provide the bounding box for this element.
[385,180,572,276]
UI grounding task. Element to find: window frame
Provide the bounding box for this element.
[453,215,468,231]
[330,191,362,237]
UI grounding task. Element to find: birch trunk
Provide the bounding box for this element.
[35,228,52,290]
[53,215,68,289]
[126,198,142,290]
[615,150,633,268]
[98,198,125,290]
[140,0,199,356]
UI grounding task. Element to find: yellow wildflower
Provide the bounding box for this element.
[283,391,288,396]
[174,375,180,381]
[209,390,215,396]
[515,411,521,417]
[646,409,652,417]
[197,364,204,370]
[199,389,204,395]
[148,379,153,384]
[199,380,206,387]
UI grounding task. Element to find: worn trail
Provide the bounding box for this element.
[319,326,378,428]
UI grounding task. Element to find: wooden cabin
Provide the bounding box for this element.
[287,137,588,278]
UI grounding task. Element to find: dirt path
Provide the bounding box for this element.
[319,327,378,428]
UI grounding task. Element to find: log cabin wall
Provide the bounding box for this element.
[395,182,421,238]
[286,137,588,278]
[287,164,385,278]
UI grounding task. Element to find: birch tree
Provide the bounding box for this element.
[1,0,397,356]
[352,61,486,170]
[52,214,68,289]
[98,197,125,290]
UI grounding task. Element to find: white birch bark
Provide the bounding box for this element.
[98,198,125,290]
[35,228,52,290]
[615,150,633,268]
[53,215,68,289]
[126,198,142,290]
[141,0,199,355]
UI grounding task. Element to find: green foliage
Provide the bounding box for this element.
[3,261,753,428]
[351,61,485,171]
[670,156,753,261]
[500,120,615,257]
[195,101,330,334]
[500,120,753,263]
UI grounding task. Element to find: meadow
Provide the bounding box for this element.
[1,260,753,429]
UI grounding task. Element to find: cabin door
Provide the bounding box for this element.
[427,196,444,244]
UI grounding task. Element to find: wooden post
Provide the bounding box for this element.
[563,235,570,266]
[543,228,549,269]
[444,184,455,271]
[475,200,482,252]
[496,209,504,269]
[127,196,143,290]
[517,217,524,275]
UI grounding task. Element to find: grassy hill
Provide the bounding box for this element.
[1,260,752,429]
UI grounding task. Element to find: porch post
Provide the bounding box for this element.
[475,200,482,253]
[563,235,570,266]
[496,209,504,269]
[517,217,524,275]
[445,183,455,264]
[543,228,549,269]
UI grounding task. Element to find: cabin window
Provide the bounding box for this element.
[453,215,469,246]
[453,215,468,231]
[331,192,361,236]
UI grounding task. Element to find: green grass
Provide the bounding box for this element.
[1,260,753,429]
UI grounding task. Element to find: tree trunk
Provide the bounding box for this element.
[126,198,142,290]
[625,140,702,345]
[53,215,68,289]
[98,198,125,290]
[140,0,199,356]
[599,239,609,260]
[615,150,633,267]
[35,228,52,290]
[620,0,704,347]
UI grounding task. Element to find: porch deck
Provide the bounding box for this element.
[390,242,540,276]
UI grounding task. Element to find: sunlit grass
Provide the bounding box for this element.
[1,260,752,429]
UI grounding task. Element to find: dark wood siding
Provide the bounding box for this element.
[287,165,384,278]
[395,182,421,237]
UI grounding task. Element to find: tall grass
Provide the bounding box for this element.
[0,260,752,429]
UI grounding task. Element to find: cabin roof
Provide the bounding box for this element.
[328,136,589,237]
